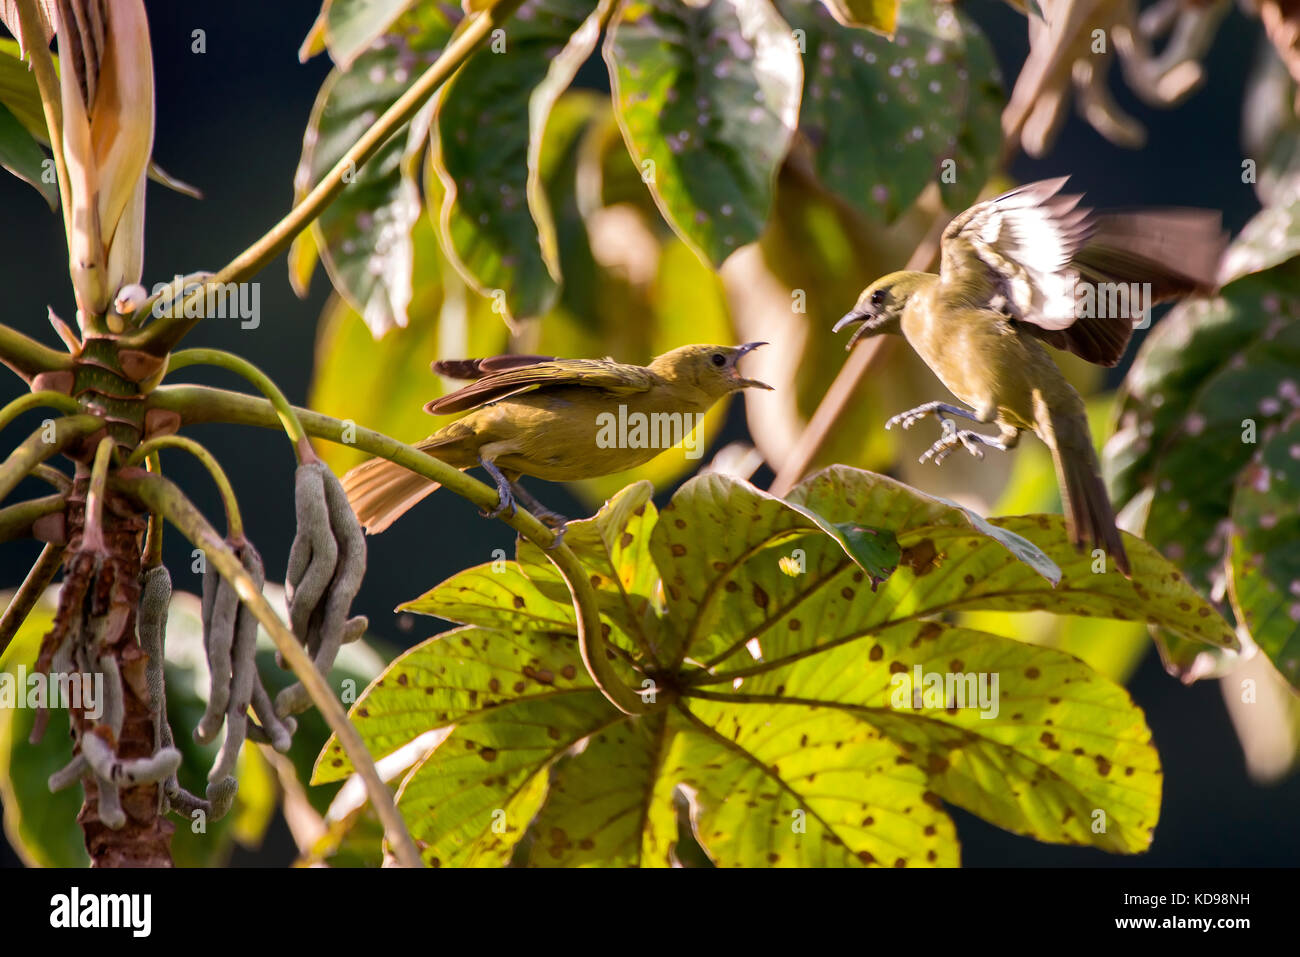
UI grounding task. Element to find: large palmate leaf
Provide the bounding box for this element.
[1106,183,1300,687]
[433,0,611,323]
[605,0,803,267]
[291,3,458,335]
[317,466,1232,865]
[777,0,1000,223]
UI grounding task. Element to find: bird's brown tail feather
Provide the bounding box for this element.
[341,454,451,535]
[1033,392,1131,577]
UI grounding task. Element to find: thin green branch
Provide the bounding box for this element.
[0,542,64,659]
[0,414,102,503]
[127,435,244,541]
[0,327,76,383]
[29,463,72,492]
[0,392,81,433]
[114,469,424,868]
[124,0,526,357]
[0,492,65,542]
[167,349,315,464]
[148,384,652,715]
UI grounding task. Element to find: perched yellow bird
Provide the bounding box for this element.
[834,177,1225,576]
[342,343,771,534]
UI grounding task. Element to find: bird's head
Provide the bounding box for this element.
[650,342,773,398]
[834,271,930,348]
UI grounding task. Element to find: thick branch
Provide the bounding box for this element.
[124,0,526,357]
[115,469,424,868]
[148,384,652,715]
[0,327,76,383]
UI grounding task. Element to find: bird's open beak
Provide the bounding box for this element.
[733,341,773,390]
[834,309,885,350]
[832,310,867,333]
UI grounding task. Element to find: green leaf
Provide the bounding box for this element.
[0,39,52,140]
[726,622,1162,853]
[397,691,617,866]
[325,465,1218,864]
[776,0,988,223]
[1219,172,1300,285]
[0,99,55,208]
[293,4,457,335]
[1229,412,1300,687]
[605,0,803,266]
[433,0,612,322]
[324,0,418,69]
[668,700,958,866]
[817,0,897,33]
[524,710,677,865]
[313,625,597,784]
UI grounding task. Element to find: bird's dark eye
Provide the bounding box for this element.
[711,353,726,367]
[870,289,887,308]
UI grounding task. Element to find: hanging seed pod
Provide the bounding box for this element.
[276,462,367,717]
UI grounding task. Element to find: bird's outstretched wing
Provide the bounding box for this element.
[938,177,1225,366]
[426,356,656,414]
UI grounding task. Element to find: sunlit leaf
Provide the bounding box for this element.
[292,4,457,335]
[605,0,803,266]
[434,0,612,322]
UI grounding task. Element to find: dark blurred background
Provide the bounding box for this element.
[2,0,1295,867]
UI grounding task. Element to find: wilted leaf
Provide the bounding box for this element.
[605,0,803,266]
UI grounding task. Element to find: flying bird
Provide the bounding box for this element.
[834,177,1225,576]
[341,343,771,534]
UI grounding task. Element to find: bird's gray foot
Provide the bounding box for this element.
[508,480,570,545]
[479,458,517,518]
[919,424,1009,466]
[885,401,980,433]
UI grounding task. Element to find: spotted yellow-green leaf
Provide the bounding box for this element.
[321,464,1212,864]
[709,621,1162,852]
[604,0,803,267]
[525,710,676,866]
[313,625,596,784]
[401,563,578,635]
[668,701,957,866]
[515,481,665,659]
[396,691,618,866]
